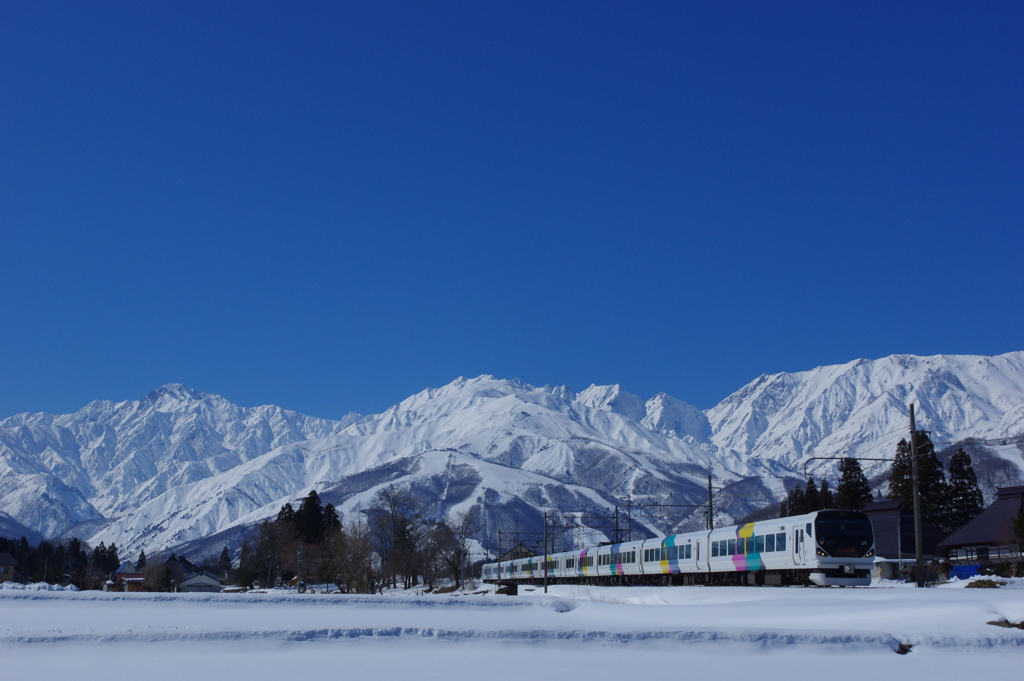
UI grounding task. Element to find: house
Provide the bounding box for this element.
[0,552,19,584]
[861,499,947,559]
[107,560,145,592]
[861,499,949,580]
[937,485,1024,564]
[178,572,224,593]
[498,543,535,561]
[164,554,223,593]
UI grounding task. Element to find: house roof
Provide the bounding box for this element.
[937,486,1024,550]
[179,572,223,585]
[862,500,905,512]
[0,552,18,566]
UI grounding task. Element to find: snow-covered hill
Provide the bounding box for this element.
[1,352,1022,556]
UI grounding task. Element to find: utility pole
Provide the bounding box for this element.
[543,511,548,594]
[910,404,925,588]
[626,497,633,542]
[707,475,714,530]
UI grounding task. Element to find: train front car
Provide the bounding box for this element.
[807,509,875,586]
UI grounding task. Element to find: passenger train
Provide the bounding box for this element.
[482,510,875,587]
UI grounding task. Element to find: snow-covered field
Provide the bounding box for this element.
[2,581,1022,680]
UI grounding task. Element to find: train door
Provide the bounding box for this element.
[792,527,806,565]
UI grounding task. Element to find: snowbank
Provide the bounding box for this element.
[0,582,78,592]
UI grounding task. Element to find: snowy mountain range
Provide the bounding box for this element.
[1,352,1022,557]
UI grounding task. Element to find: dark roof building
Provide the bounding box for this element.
[0,552,19,584]
[936,485,1024,563]
[861,499,947,560]
[498,544,536,561]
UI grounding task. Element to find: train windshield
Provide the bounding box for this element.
[814,512,873,558]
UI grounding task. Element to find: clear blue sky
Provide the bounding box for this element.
[1,2,1021,420]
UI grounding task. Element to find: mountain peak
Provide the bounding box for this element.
[577,384,646,422]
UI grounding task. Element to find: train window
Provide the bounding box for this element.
[806,523,813,537]
[755,535,764,553]
[766,534,775,552]
[712,542,719,557]
[776,532,786,551]
[726,538,734,556]
[685,545,692,559]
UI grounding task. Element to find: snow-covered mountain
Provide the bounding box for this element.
[708,352,1024,483]
[1,352,1022,557]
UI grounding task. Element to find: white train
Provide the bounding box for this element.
[482,509,875,587]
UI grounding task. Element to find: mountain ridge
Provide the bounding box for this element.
[1,351,1022,556]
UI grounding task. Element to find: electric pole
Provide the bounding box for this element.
[910,404,925,588]
[707,475,714,530]
[543,511,548,594]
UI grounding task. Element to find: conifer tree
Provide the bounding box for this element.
[804,478,821,511]
[887,432,951,522]
[324,503,341,534]
[295,490,326,544]
[781,486,806,517]
[835,458,873,510]
[819,479,834,509]
[136,549,147,571]
[218,546,232,572]
[887,439,914,501]
[946,448,984,532]
[1012,498,1024,550]
[914,431,951,523]
[277,502,297,524]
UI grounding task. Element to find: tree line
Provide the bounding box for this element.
[0,536,120,588]
[779,430,987,535]
[232,486,480,593]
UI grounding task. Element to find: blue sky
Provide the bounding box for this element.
[1,2,1021,420]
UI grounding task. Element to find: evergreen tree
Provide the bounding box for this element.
[819,479,834,509]
[804,478,821,511]
[781,485,806,517]
[295,490,326,544]
[914,431,951,523]
[92,542,107,571]
[324,503,341,533]
[218,546,232,572]
[277,502,297,524]
[136,549,147,571]
[1012,497,1024,549]
[946,448,984,532]
[107,543,120,572]
[835,458,873,510]
[887,431,951,522]
[887,438,914,501]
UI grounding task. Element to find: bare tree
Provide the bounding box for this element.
[142,553,170,592]
[369,485,421,589]
[322,518,379,593]
[438,508,481,589]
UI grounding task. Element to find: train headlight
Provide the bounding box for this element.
[865,548,875,558]
[816,548,827,557]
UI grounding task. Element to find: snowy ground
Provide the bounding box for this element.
[2,580,1022,680]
